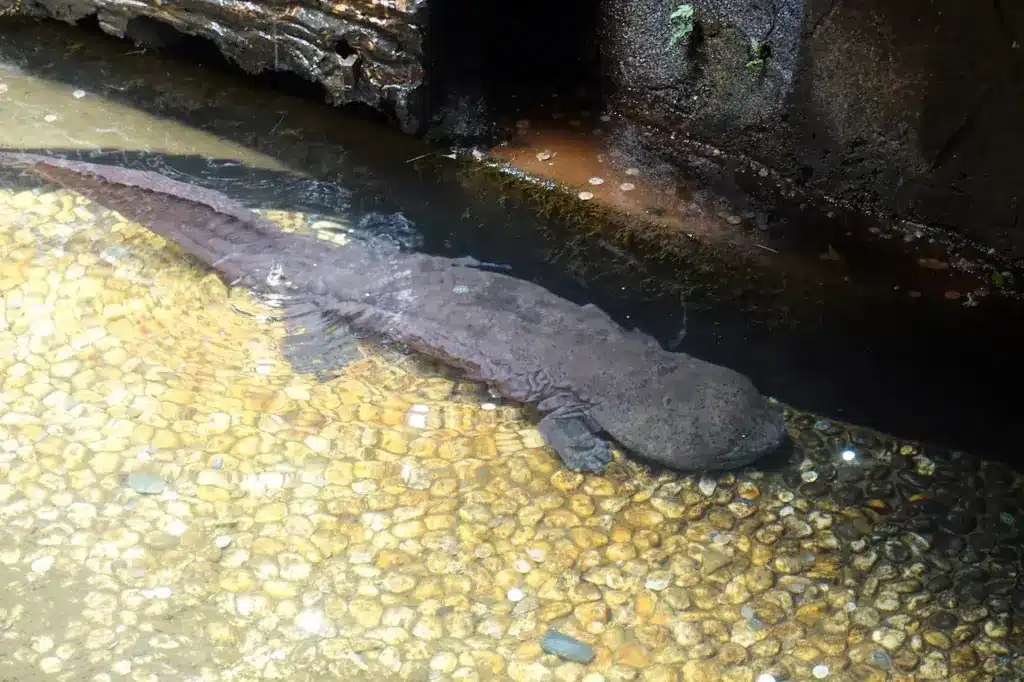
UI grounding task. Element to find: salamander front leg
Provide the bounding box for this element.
[537,412,612,473]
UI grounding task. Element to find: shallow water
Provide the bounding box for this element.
[0,17,1022,682]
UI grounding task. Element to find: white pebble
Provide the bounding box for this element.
[39,657,63,673]
[644,575,672,591]
[295,609,325,634]
[578,191,594,201]
[756,675,777,682]
[165,518,188,536]
[625,167,640,176]
[841,449,856,461]
[588,177,604,185]
[407,412,428,429]
[142,586,172,599]
[599,114,611,122]
[72,89,86,99]
[31,555,55,573]
[480,403,496,411]
[44,114,58,122]
[304,435,331,454]
[257,472,285,490]
[236,596,257,616]
[619,182,636,192]
[215,535,232,549]
[506,587,524,602]
[812,664,829,678]
[31,635,54,653]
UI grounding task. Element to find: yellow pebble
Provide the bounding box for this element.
[262,580,298,599]
[197,486,230,502]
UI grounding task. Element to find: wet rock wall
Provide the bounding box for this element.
[601,0,1024,262]
[0,0,428,133]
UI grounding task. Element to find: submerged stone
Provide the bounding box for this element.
[540,630,595,663]
[126,473,167,495]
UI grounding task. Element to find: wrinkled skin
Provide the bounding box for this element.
[2,152,788,473]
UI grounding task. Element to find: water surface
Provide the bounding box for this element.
[0,17,1021,682]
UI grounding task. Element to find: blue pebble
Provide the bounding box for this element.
[127,473,167,495]
[872,651,892,669]
[540,630,595,663]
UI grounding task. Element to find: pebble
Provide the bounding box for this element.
[578,191,594,200]
[540,630,595,663]
[126,473,166,495]
[698,475,717,496]
[644,573,672,591]
[873,628,906,650]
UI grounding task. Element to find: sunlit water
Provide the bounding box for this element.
[0,18,1021,682]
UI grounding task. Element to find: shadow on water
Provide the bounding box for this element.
[1,17,1021,465]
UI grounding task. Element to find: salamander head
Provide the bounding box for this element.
[590,360,788,472]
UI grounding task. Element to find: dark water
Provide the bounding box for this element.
[1,18,1022,465]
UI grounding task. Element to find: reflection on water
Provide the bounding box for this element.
[0,17,1022,682]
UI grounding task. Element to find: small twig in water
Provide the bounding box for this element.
[405,153,433,163]
[270,113,286,134]
[755,243,778,253]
